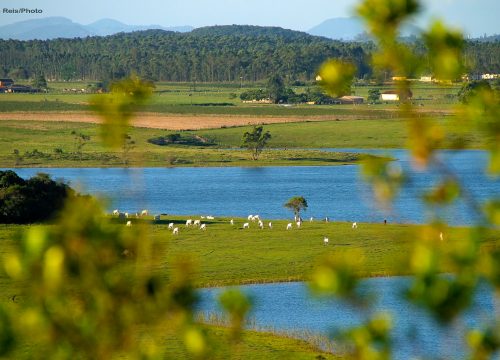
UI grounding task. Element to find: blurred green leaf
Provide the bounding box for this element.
[317,60,356,97]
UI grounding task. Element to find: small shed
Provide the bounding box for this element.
[339,96,364,104]
[0,78,14,87]
[381,89,413,102]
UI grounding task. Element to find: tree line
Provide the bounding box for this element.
[0,25,498,83]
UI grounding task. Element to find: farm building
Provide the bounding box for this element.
[338,96,364,104]
[0,78,14,87]
[381,89,413,102]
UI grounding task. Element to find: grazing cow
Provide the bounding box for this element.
[173,227,179,235]
[154,215,161,221]
[193,220,201,227]
[186,219,193,227]
[141,210,149,216]
[268,222,273,229]
[352,222,358,229]
[207,216,215,220]
[113,209,119,216]
[243,223,250,229]
[286,223,293,230]
[230,219,234,225]
[258,221,264,229]
[126,221,132,227]
[200,224,207,231]
[324,237,329,245]
[168,223,174,229]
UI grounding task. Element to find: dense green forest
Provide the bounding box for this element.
[0,25,498,83]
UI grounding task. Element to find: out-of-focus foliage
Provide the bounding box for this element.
[313,0,500,357]
[458,85,500,173]
[467,325,500,360]
[91,76,153,148]
[219,289,252,342]
[317,60,356,97]
[310,251,363,299]
[333,313,393,360]
[1,187,210,359]
[360,156,404,206]
[422,21,464,81]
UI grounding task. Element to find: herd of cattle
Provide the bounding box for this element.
[112,209,362,244]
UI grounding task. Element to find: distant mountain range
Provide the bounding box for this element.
[0,16,496,42]
[0,17,193,40]
[307,17,421,40]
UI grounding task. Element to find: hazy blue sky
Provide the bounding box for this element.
[1,0,499,36]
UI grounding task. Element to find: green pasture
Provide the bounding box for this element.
[0,118,488,168]
[2,219,497,289]
[0,81,460,115]
[1,218,497,359]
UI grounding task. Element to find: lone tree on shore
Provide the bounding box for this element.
[284,196,308,219]
[241,125,271,160]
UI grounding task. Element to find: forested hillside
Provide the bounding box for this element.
[0,25,498,83]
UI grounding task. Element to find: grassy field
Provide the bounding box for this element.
[1,218,497,358]
[0,118,487,168]
[2,218,498,288]
[0,120,371,168]
[0,81,459,116]
[161,325,340,359]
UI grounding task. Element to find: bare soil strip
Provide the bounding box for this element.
[0,111,373,130]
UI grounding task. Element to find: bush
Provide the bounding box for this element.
[0,170,74,223]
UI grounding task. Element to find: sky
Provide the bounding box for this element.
[0,0,499,37]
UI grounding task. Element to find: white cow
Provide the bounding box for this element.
[258,221,264,229]
[352,222,358,229]
[113,209,119,216]
[173,227,179,235]
[230,219,234,225]
[243,223,250,229]
[324,237,329,245]
[268,222,273,229]
[248,215,253,220]
[186,219,193,227]
[310,217,314,222]
[200,224,207,231]
[125,212,129,218]
[168,223,174,229]
[201,216,206,219]
[141,210,149,216]
[296,221,302,228]
[286,223,293,230]
[207,216,215,220]
[126,221,132,227]
[193,220,201,227]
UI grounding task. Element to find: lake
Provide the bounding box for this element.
[7,149,499,225]
[197,278,499,360]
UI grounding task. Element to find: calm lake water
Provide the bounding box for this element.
[7,149,499,225]
[197,278,499,360]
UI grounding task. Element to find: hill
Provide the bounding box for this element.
[0,26,370,82]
